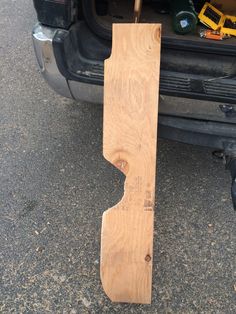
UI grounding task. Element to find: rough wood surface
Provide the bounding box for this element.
[101,23,161,304]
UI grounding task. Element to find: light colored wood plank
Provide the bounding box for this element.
[101,23,161,304]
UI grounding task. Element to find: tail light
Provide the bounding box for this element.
[33,0,76,29]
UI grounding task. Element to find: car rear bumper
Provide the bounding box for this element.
[32,23,103,102]
[32,23,72,98]
[32,23,236,149]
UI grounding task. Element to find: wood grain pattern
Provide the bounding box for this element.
[101,23,161,304]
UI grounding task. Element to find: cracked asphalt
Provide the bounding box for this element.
[0,0,235,313]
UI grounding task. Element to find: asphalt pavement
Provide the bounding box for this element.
[0,0,235,313]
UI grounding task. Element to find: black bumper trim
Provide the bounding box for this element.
[53,22,236,105]
[159,115,236,149]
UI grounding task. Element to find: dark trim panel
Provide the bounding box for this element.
[159,115,236,149]
[53,27,236,104]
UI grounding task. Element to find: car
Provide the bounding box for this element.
[32,0,236,208]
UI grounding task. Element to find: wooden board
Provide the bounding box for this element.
[101,23,161,304]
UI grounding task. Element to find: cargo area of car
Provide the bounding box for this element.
[52,0,236,107]
[84,0,236,47]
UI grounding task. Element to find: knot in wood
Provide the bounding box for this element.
[145,255,151,262]
[115,159,129,174]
